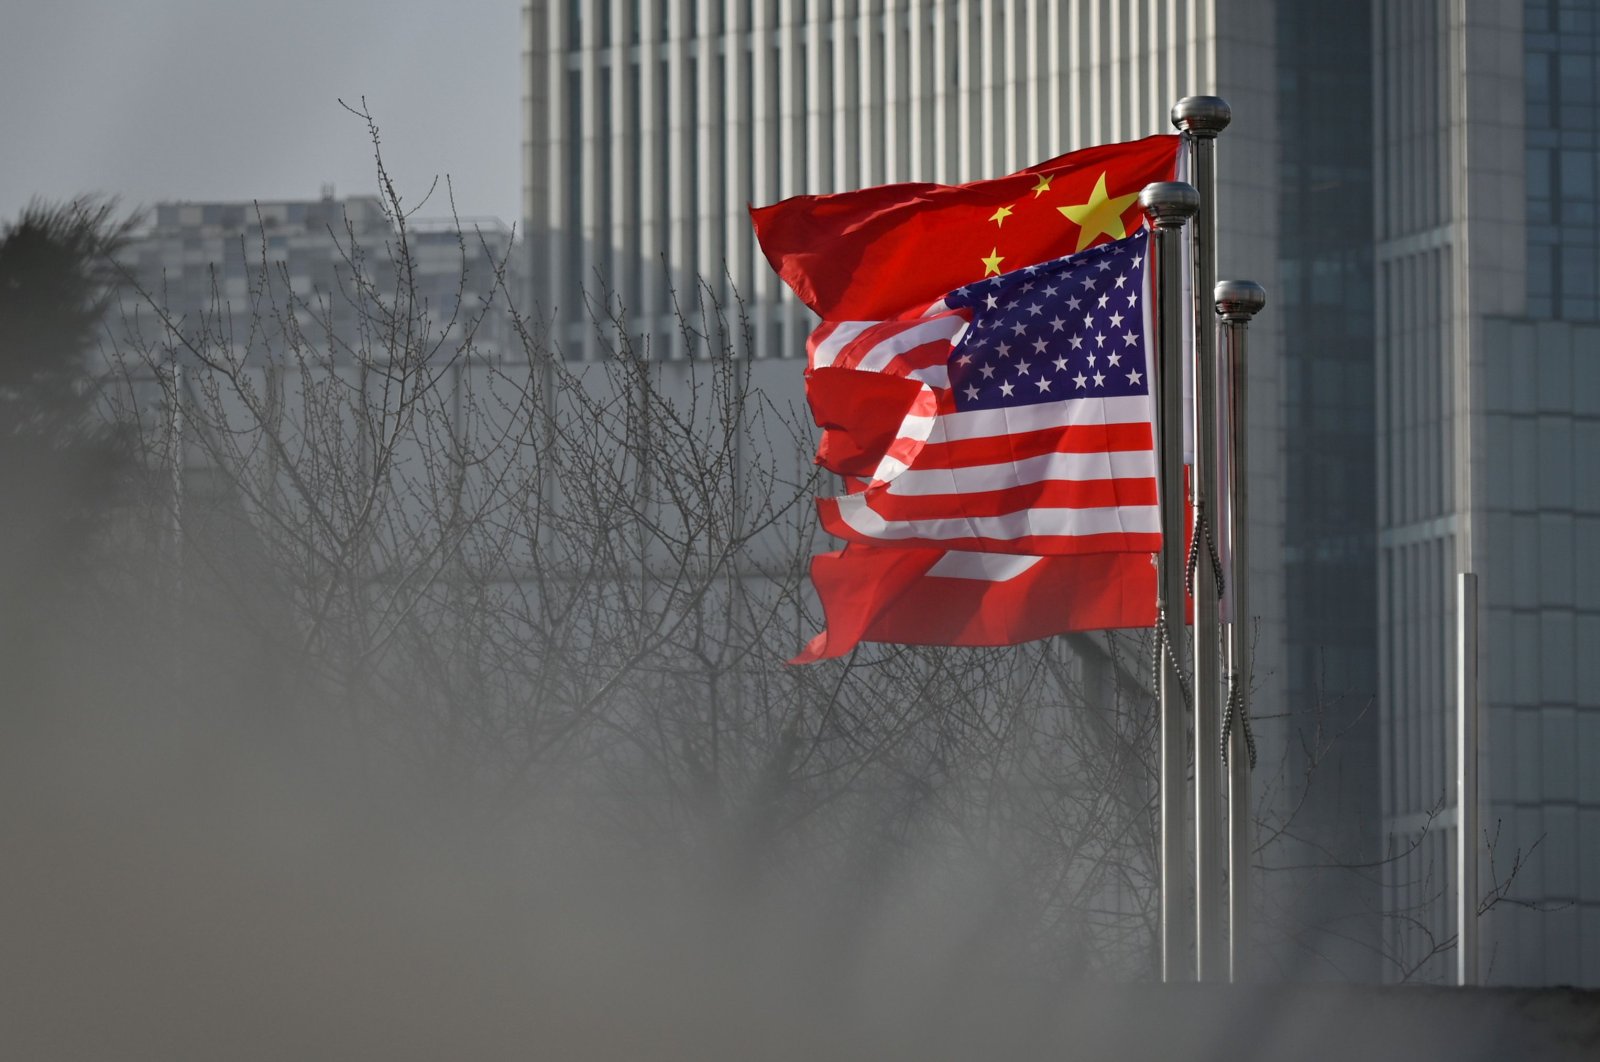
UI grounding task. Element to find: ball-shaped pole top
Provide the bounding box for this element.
[1139,181,1199,228]
[1215,279,1267,321]
[1170,96,1232,136]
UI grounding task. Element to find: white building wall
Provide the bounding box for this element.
[524,0,1242,360]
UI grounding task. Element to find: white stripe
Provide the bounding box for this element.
[904,364,951,388]
[931,393,1153,442]
[903,318,968,387]
[926,552,1043,581]
[871,453,913,481]
[888,393,1152,452]
[880,448,1157,496]
[854,315,964,373]
[810,321,871,369]
[830,495,1161,541]
[892,413,937,444]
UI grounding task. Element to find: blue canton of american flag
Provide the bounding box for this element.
[944,231,1149,412]
[808,227,1160,556]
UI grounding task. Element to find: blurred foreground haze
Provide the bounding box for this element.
[5,0,1600,1056]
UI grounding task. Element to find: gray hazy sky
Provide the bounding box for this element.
[0,0,522,227]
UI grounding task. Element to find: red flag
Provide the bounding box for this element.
[804,365,924,478]
[751,135,1179,320]
[792,545,1156,663]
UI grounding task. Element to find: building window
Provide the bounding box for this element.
[1525,0,1600,320]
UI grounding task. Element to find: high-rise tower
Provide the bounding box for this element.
[1375,0,1600,986]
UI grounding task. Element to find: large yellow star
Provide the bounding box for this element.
[980,247,1004,276]
[1057,172,1141,251]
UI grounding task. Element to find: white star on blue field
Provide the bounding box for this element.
[944,232,1149,412]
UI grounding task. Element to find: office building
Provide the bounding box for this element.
[1376,0,1600,985]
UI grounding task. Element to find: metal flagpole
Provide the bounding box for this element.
[1171,95,1231,983]
[1457,570,1480,985]
[1140,180,1198,983]
[1216,279,1265,982]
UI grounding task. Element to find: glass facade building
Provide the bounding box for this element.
[1376,0,1600,985]
[1525,0,1600,321]
[1275,2,1381,977]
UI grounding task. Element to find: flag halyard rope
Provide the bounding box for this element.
[1221,668,1258,769]
[1151,603,1192,713]
[1184,497,1226,602]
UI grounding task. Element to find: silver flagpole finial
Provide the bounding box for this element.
[1215,279,1267,321]
[1140,181,1200,227]
[1171,96,1233,137]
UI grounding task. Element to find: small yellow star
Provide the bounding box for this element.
[1057,171,1141,251]
[1031,173,1053,197]
[981,247,1004,276]
[989,205,1013,227]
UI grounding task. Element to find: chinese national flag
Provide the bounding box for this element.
[750,134,1179,320]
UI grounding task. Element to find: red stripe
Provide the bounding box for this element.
[859,476,1158,520]
[860,550,1155,646]
[910,420,1153,468]
[880,432,929,470]
[790,545,1158,663]
[841,528,1162,555]
[881,337,958,375]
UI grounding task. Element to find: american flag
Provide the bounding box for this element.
[808,230,1159,556]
